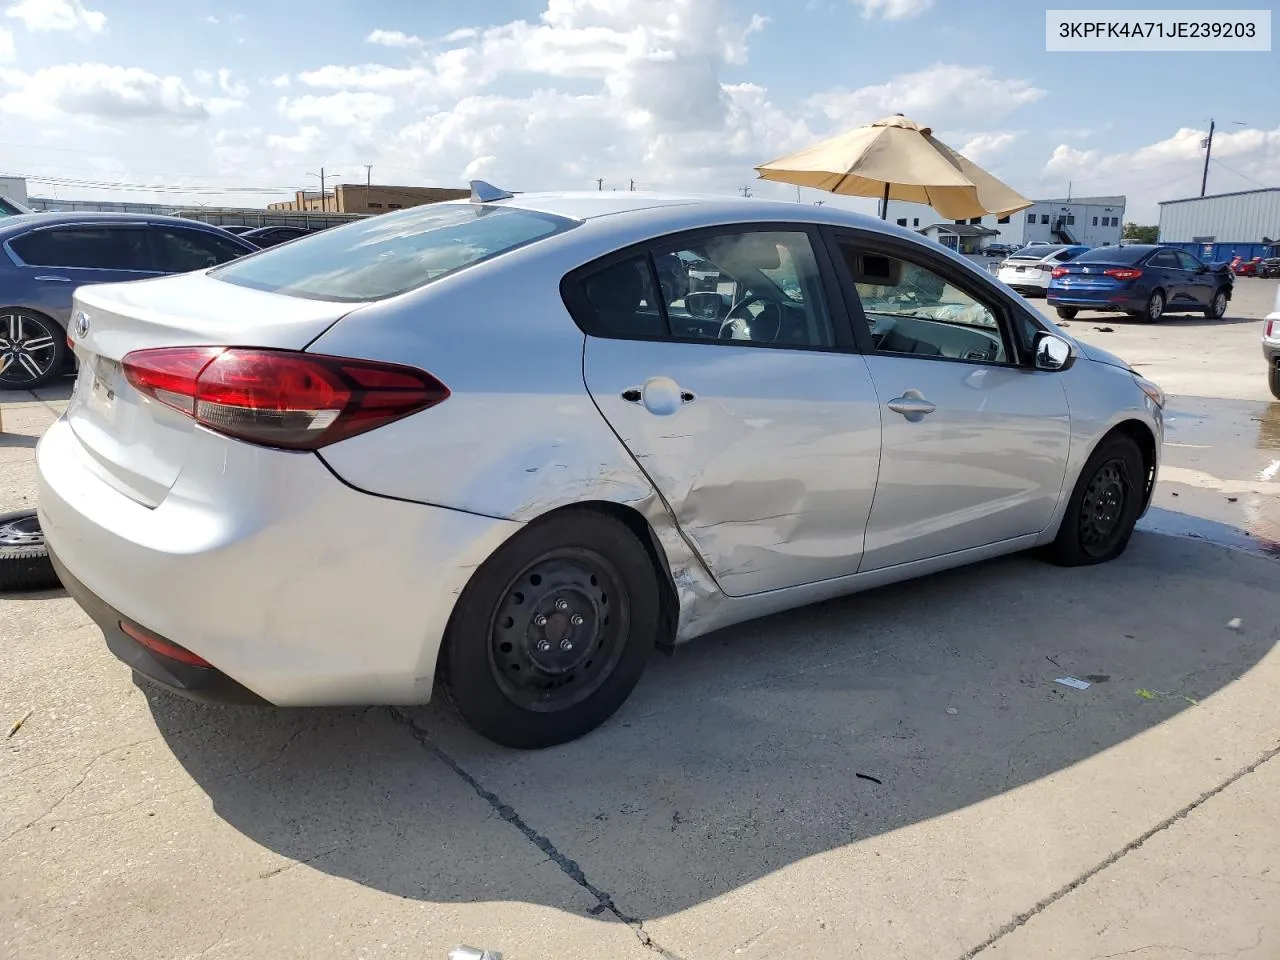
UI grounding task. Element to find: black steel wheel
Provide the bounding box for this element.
[1056,307,1078,320]
[441,510,660,749]
[0,509,61,592]
[0,310,67,390]
[1269,362,1280,401]
[1047,433,1146,567]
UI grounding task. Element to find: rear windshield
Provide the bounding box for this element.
[1009,246,1063,259]
[1073,245,1149,264]
[210,203,576,302]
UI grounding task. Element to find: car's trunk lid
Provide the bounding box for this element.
[67,271,359,507]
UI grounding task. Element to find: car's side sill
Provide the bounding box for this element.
[674,534,1041,644]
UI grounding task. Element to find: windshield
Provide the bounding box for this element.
[211,203,576,302]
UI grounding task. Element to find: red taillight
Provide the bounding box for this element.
[1051,267,1069,278]
[121,347,449,450]
[1266,320,1276,339]
[119,621,212,667]
[1104,268,1143,281]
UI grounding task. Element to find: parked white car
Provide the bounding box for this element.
[37,186,1165,749]
[997,244,1091,297]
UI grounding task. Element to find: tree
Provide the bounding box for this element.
[1123,222,1158,244]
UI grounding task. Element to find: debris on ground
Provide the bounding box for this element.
[1227,617,1243,631]
[6,708,33,739]
[1135,688,1158,700]
[945,707,959,716]
[1227,497,1238,503]
[450,947,504,960]
[1055,677,1091,691]
[1093,326,1114,333]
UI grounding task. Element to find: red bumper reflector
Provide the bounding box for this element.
[119,621,212,667]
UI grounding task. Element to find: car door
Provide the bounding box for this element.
[1174,250,1214,306]
[568,225,884,598]
[6,224,161,325]
[825,230,1072,572]
[1146,249,1187,304]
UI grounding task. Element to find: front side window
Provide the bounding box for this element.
[212,204,575,302]
[10,226,151,270]
[1148,250,1179,269]
[651,231,834,348]
[837,242,1009,365]
[1175,251,1201,271]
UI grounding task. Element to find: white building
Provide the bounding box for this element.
[884,195,1126,251]
[0,175,28,205]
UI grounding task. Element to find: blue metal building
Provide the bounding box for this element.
[1157,188,1280,262]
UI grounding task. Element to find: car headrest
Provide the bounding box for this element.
[706,234,782,272]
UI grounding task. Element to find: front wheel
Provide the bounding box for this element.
[1047,434,1146,567]
[440,510,660,749]
[0,310,67,390]
[1204,288,1228,319]
[1056,307,1078,320]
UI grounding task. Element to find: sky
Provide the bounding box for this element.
[0,0,1276,222]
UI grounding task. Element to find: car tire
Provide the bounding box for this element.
[440,509,660,749]
[1269,363,1280,401]
[0,309,68,391]
[1047,434,1146,567]
[1056,307,1078,320]
[1204,288,1228,319]
[0,509,61,592]
[1129,290,1164,323]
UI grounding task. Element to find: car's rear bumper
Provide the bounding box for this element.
[1046,290,1140,311]
[36,416,523,706]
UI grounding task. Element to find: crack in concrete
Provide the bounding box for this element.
[389,708,688,960]
[957,741,1280,959]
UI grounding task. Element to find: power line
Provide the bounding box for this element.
[1210,157,1270,189]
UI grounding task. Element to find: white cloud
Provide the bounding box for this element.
[959,131,1021,163]
[1042,125,1280,221]
[0,25,13,60]
[297,63,431,93]
[0,63,217,121]
[848,0,932,19]
[4,0,105,33]
[810,64,1046,130]
[192,68,213,85]
[217,67,248,98]
[265,125,324,154]
[203,14,218,25]
[278,91,397,132]
[366,28,423,48]
[269,73,290,88]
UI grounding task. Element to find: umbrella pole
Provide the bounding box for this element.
[880,182,890,220]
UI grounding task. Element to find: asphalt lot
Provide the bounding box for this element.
[2,279,1278,960]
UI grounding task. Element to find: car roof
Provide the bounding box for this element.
[0,210,231,239]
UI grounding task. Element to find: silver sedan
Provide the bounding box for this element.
[36,185,1165,749]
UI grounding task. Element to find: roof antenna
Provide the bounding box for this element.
[470,180,514,203]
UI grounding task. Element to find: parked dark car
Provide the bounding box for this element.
[218,224,258,236]
[1047,244,1233,322]
[239,225,313,247]
[1,212,258,389]
[983,243,1014,257]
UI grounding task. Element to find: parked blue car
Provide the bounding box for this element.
[1047,244,1234,323]
[1,212,259,389]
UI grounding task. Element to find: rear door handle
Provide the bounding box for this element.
[886,389,936,422]
[34,275,72,282]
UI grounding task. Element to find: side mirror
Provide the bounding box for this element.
[1034,333,1073,371]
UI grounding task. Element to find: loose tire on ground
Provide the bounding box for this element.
[440,509,660,749]
[1046,434,1146,567]
[0,509,61,592]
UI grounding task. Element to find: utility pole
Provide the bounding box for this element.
[1201,119,1247,197]
[365,164,372,211]
[740,185,753,198]
[307,168,338,213]
[630,178,635,191]
[595,177,604,191]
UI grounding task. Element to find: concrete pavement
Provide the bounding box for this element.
[2,283,1278,960]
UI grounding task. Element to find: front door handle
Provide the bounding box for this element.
[886,389,936,422]
[34,275,72,282]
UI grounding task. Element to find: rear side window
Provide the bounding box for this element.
[211,204,576,302]
[152,229,251,273]
[10,226,152,270]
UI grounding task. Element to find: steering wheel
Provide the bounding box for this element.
[718,294,774,341]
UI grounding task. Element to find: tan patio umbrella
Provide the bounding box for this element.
[755,114,1032,220]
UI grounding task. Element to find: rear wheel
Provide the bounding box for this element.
[1269,362,1280,401]
[1056,307,1078,320]
[1128,290,1164,323]
[440,510,659,749]
[1047,434,1145,567]
[1204,288,1228,319]
[0,310,67,390]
